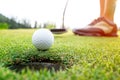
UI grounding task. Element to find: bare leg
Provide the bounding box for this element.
[100,0,105,17]
[103,0,117,21]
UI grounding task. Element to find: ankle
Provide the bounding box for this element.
[102,16,114,22]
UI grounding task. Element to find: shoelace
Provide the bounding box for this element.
[89,17,116,27]
[89,17,103,25]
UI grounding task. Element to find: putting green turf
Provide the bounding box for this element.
[0,29,120,80]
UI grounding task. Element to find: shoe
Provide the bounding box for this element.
[73,17,118,37]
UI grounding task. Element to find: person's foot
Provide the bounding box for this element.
[73,17,118,37]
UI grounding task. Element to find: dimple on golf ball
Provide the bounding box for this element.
[32,29,54,50]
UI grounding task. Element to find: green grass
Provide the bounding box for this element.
[0,29,120,80]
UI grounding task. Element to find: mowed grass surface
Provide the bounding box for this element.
[0,29,120,80]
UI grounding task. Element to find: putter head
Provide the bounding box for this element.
[50,28,67,34]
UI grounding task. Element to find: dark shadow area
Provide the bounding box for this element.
[7,58,65,73]
[9,62,65,72]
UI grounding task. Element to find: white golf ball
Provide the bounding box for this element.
[32,29,54,50]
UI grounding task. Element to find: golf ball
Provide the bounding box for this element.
[32,29,54,50]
